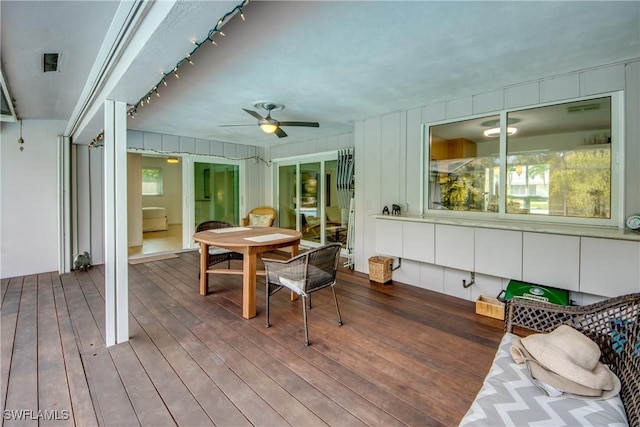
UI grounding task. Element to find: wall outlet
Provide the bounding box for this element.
[400,203,408,212]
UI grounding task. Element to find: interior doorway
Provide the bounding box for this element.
[128,153,183,256]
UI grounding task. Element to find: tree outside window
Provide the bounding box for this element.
[142,167,163,196]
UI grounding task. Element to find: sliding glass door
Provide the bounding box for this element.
[277,155,349,248]
[194,162,239,227]
[278,165,297,231]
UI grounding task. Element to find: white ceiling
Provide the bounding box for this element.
[1,1,639,148]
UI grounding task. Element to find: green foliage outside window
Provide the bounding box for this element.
[142,168,163,195]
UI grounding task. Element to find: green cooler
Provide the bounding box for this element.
[500,280,570,306]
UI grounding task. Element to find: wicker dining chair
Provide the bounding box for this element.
[262,243,343,346]
[195,220,243,273]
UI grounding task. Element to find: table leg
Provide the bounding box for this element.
[199,242,209,296]
[242,253,257,319]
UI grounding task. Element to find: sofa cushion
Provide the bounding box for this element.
[459,332,628,426]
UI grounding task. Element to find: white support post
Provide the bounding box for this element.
[58,135,72,274]
[104,99,129,346]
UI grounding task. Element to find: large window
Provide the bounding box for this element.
[424,94,621,226]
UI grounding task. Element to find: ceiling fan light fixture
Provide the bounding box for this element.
[167,156,180,164]
[484,126,517,137]
[259,123,278,134]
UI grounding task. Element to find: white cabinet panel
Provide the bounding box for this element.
[523,232,580,291]
[474,228,522,279]
[375,219,402,257]
[443,267,472,301]
[403,222,435,263]
[435,224,474,271]
[580,237,640,297]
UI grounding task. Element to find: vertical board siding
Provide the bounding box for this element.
[504,82,540,109]
[472,90,504,114]
[180,137,195,153]
[362,117,383,273]
[75,146,92,256]
[405,108,422,215]
[581,64,626,96]
[143,132,161,150]
[625,61,640,215]
[89,148,105,265]
[445,97,473,119]
[354,121,366,271]
[162,134,180,152]
[380,112,401,208]
[540,74,580,103]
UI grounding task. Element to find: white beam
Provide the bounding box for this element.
[104,99,129,346]
[58,136,72,273]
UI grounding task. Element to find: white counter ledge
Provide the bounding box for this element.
[372,214,640,242]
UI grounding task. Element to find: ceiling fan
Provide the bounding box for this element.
[220,102,319,138]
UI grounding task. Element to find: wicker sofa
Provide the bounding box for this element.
[460,293,640,426]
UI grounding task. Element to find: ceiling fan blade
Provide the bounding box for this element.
[242,108,266,120]
[274,127,288,138]
[278,121,320,128]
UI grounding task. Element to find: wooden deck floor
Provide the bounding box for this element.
[1,251,504,427]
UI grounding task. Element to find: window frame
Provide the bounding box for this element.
[421,91,624,228]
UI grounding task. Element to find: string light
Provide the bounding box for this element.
[89,130,105,149]
[122,0,249,120]
[127,147,271,166]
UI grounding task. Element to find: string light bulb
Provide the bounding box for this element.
[18,119,25,151]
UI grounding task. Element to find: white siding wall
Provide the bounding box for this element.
[0,120,66,278]
[356,60,640,300]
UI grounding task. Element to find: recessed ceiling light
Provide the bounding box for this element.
[484,127,518,137]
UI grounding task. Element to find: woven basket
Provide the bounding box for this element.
[368,256,393,283]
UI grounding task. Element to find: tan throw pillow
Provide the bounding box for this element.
[249,213,273,227]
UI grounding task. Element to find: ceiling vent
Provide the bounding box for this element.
[567,103,600,113]
[43,53,60,72]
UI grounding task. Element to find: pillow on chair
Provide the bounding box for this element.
[249,213,274,227]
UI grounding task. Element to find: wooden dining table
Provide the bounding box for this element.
[193,226,302,319]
